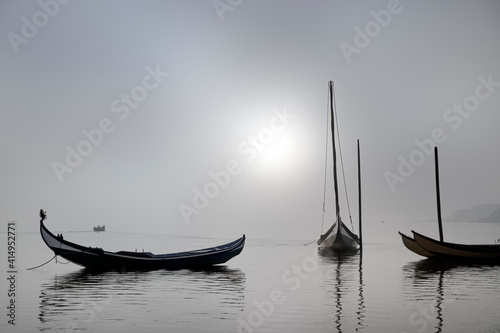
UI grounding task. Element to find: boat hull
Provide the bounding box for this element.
[398,232,434,258]
[40,218,245,270]
[412,230,500,260]
[318,220,359,251]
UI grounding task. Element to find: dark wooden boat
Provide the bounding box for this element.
[412,230,500,259]
[399,147,500,261]
[39,210,245,270]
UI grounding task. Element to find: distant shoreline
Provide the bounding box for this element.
[447,203,500,223]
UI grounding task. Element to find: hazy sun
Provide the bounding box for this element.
[252,130,298,175]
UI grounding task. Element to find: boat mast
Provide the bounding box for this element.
[358,139,362,249]
[329,81,340,222]
[434,146,444,242]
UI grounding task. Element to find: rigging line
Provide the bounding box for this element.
[320,84,330,235]
[332,85,355,232]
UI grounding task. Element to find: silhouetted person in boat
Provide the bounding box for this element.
[39,209,47,222]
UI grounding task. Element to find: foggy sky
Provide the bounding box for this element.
[1,0,500,240]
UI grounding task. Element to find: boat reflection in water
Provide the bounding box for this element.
[402,259,500,333]
[318,249,364,332]
[38,267,245,332]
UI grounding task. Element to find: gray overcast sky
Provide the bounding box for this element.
[1,0,500,239]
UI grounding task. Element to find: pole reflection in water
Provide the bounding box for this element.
[38,267,245,332]
[357,251,365,331]
[402,260,459,333]
[402,259,500,333]
[319,249,365,332]
[436,269,444,333]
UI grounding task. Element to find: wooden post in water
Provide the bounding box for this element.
[434,146,444,242]
[357,139,362,249]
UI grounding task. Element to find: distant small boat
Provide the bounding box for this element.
[317,82,361,251]
[93,225,105,232]
[39,210,245,270]
[399,147,500,261]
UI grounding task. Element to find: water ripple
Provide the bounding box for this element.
[38,267,245,332]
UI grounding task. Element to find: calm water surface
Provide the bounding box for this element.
[1,221,500,332]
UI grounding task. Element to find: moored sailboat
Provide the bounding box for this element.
[317,82,360,251]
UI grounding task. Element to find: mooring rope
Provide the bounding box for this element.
[26,255,69,270]
[303,239,317,246]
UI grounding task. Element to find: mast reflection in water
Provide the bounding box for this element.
[319,250,365,332]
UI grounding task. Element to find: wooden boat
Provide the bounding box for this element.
[412,230,500,259]
[93,225,105,232]
[399,147,500,260]
[317,82,360,251]
[39,210,245,270]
